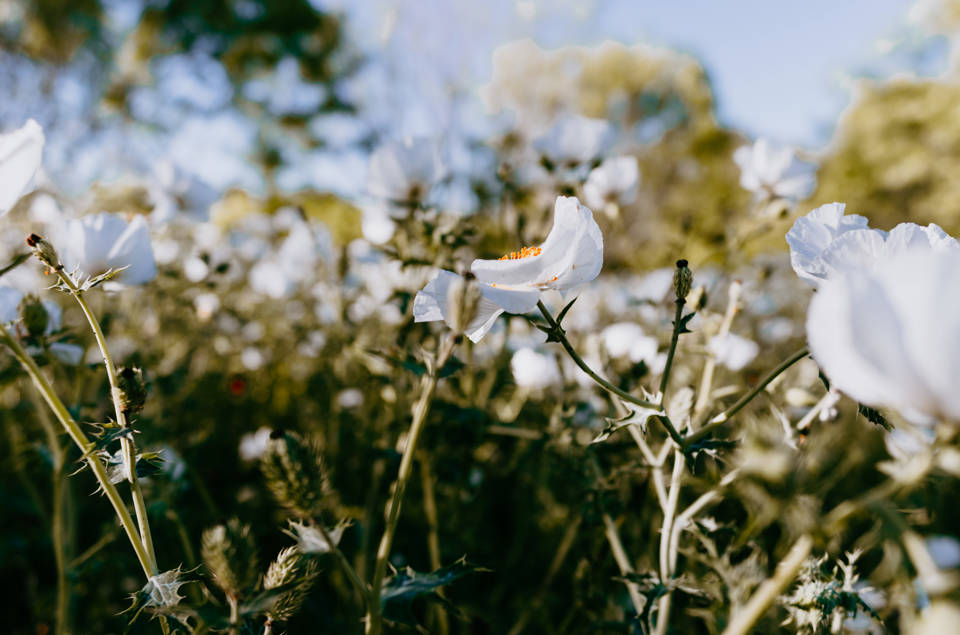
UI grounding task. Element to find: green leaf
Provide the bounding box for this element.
[555,296,578,326]
[0,251,30,280]
[380,557,490,627]
[239,581,306,616]
[857,404,891,430]
[82,265,130,290]
[675,311,697,335]
[438,355,465,378]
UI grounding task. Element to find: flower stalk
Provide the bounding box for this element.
[365,334,457,635]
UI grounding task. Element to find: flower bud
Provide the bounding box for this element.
[201,519,259,598]
[25,233,60,270]
[18,295,48,337]
[117,367,147,416]
[446,271,482,335]
[673,259,693,302]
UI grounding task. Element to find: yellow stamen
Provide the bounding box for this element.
[498,245,542,261]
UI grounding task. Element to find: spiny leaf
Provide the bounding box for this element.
[675,311,697,334]
[857,404,891,430]
[592,407,661,444]
[380,557,490,627]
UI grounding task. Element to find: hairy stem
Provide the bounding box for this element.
[57,271,158,573]
[366,335,456,635]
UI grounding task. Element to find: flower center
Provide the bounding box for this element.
[499,245,541,261]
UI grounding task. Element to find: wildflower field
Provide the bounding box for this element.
[3,1,960,633]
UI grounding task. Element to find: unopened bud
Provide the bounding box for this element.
[19,296,48,337]
[673,259,693,302]
[26,233,60,270]
[117,366,147,416]
[446,271,482,335]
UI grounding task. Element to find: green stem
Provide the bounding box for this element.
[317,522,371,605]
[57,271,159,574]
[536,301,684,444]
[0,323,153,578]
[658,299,686,403]
[684,347,809,449]
[366,335,457,635]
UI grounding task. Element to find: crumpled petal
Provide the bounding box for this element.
[0,119,44,215]
[786,202,872,286]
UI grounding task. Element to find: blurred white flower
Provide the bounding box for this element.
[708,333,759,371]
[0,287,22,323]
[733,138,816,200]
[337,388,363,409]
[786,203,959,287]
[367,137,445,203]
[414,196,603,342]
[534,115,612,165]
[510,347,560,390]
[61,213,157,285]
[601,322,661,367]
[807,248,960,423]
[360,202,397,245]
[239,427,272,462]
[583,156,639,212]
[193,292,220,321]
[0,119,44,215]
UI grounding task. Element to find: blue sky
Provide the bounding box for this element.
[334,0,931,149]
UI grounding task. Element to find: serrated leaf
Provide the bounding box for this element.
[682,437,737,464]
[593,407,661,443]
[365,349,427,376]
[380,557,490,627]
[438,355,464,378]
[857,404,891,430]
[81,265,130,290]
[239,581,305,616]
[675,311,697,334]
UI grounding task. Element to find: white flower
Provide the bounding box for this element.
[60,213,157,285]
[239,427,273,462]
[0,119,44,215]
[733,138,816,200]
[708,333,759,371]
[534,115,613,165]
[367,137,445,203]
[807,247,960,423]
[413,196,603,342]
[510,347,561,390]
[194,292,220,321]
[360,202,397,245]
[602,322,660,365]
[583,156,639,211]
[786,203,960,287]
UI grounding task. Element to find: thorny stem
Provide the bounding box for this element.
[0,323,154,578]
[420,453,450,635]
[57,271,159,573]
[317,522,372,606]
[535,301,684,445]
[366,334,457,635]
[721,534,814,635]
[684,347,810,449]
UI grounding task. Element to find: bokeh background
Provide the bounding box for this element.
[4,0,960,633]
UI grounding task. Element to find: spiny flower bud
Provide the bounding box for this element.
[18,295,48,337]
[263,546,319,623]
[25,233,60,270]
[260,431,327,518]
[201,518,259,598]
[117,367,147,417]
[446,271,482,335]
[673,259,693,302]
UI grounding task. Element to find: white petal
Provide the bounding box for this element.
[470,196,603,290]
[107,215,157,285]
[786,203,871,285]
[0,119,44,215]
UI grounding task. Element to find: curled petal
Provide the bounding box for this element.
[470,196,602,290]
[786,202,871,286]
[0,119,44,215]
